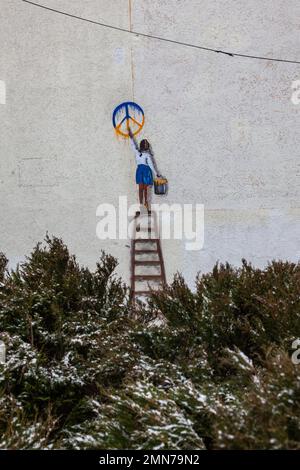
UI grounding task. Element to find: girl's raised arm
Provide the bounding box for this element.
[128,129,140,163]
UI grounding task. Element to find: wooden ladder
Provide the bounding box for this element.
[130,211,166,302]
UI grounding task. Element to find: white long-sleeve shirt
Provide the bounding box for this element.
[130,136,156,175]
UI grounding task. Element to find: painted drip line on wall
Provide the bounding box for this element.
[22,0,300,66]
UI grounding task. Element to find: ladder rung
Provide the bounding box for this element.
[134,238,158,243]
[135,249,158,254]
[133,288,163,296]
[133,290,151,297]
[134,260,161,266]
[134,275,162,280]
[133,290,152,295]
[137,227,153,232]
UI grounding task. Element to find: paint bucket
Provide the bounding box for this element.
[154,176,168,195]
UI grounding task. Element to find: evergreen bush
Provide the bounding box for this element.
[0,238,299,449]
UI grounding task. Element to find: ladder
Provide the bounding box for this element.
[130,211,166,303]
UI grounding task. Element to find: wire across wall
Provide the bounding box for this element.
[22,0,300,66]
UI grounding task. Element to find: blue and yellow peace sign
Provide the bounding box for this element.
[112,101,145,138]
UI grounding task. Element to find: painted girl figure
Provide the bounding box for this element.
[128,127,158,214]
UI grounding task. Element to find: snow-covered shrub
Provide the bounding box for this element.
[0,240,299,449]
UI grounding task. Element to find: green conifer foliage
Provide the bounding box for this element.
[0,240,299,449]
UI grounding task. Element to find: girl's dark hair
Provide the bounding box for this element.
[140,139,150,152]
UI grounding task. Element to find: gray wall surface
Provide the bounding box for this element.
[1,0,300,285]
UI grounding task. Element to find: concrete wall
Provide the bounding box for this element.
[1,0,300,285]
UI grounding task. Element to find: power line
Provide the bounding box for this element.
[22,0,300,65]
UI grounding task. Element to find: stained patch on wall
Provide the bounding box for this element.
[230,119,251,146]
[18,158,59,187]
[114,48,125,65]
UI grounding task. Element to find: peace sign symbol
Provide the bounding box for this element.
[112,101,145,138]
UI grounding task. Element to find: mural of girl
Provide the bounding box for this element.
[128,127,158,214]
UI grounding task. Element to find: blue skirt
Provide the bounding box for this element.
[136,164,153,185]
